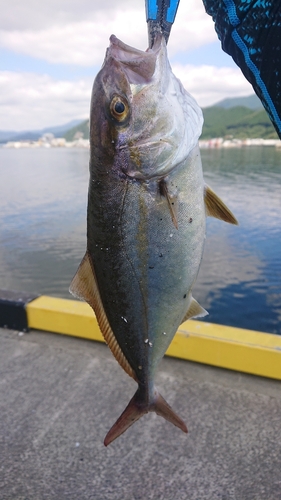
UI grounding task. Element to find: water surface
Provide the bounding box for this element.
[0,146,280,334]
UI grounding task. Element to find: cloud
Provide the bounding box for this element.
[0,71,91,130]
[0,11,146,67]
[0,62,254,131]
[0,0,215,66]
[167,0,217,57]
[0,0,143,30]
[0,1,253,130]
[171,64,253,107]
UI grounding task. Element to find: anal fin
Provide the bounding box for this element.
[69,252,136,381]
[204,184,238,225]
[182,296,208,323]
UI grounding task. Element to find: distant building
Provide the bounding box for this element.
[74,131,84,140]
[40,133,54,143]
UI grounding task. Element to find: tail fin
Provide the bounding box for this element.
[104,387,187,446]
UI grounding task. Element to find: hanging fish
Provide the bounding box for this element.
[70,34,237,446]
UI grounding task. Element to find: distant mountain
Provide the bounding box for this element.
[201,105,277,139]
[43,120,85,136]
[0,131,18,142]
[63,99,277,142]
[1,94,275,144]
[0,119,85,143]
[213,94,262,110]
[64,120,90,142]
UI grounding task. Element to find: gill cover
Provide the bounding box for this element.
[101,34,203,181]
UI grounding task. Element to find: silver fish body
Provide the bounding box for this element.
[70,35,237,445]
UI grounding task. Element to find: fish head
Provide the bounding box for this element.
[90,35,203,180]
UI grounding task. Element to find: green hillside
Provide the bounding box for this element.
[213,94,262,110]
[201,106,278,139]
[64,102,278,141]
[64,120,89,141]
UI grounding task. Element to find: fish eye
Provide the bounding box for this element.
[114,101,125,114]
[110,95,129,122]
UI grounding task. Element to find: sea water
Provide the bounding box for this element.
[0,146,280,334]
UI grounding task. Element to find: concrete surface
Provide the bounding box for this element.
[0,326,281,500]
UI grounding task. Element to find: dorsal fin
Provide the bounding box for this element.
[69,252,137,381]
[204,184,238,225]
[182,296,208,323]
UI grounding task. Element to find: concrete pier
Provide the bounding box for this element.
[1,326,280,499]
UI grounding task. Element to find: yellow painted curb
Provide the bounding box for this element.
[27,296,103,342]
[26,295,281,380]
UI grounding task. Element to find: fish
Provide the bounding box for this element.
[70,34,238,446]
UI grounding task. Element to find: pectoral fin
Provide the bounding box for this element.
[182,296,208,323]
[204,184,238,225]
[69,252,136,381]
[159,179,178,229]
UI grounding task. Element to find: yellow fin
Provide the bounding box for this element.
[69,252,137,381]
[182,296,208,323]
[204,184,238,225]
[159,179,178,229]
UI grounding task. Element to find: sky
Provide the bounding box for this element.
[0,0,253,131]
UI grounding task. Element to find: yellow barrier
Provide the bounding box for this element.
[26,295,281,380]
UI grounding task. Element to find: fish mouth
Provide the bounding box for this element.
[109,34,162,52]
[107,34,163,85]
